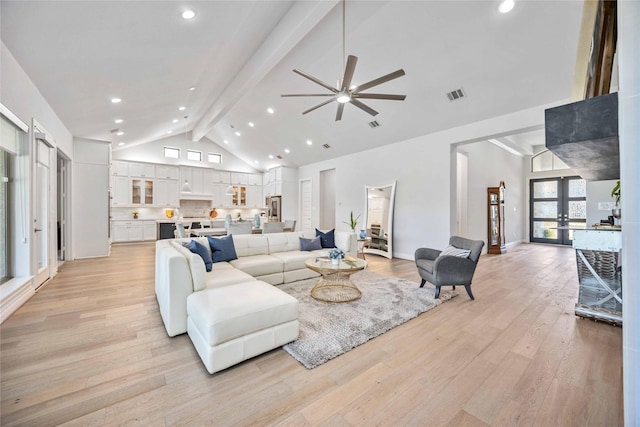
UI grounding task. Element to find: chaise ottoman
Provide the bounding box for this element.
[186,280,299,374]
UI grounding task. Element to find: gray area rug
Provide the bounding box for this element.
[280,270,456,369]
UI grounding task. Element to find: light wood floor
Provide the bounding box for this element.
[1,242,623,426]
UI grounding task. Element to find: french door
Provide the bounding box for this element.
[530,176,587,245]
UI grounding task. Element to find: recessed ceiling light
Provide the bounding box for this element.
[498,0,515,13]
[268,155,274,159]
[118,142,125,146]
[116,131,124,136]
[248,122,254,127]
[223,140,229,144]
[235,131,241,136]
[167,130,173,134]
[182,10,196,20]
[189,87,196,91]
[111,98,122,104]
[172,119,179,123]
[114,119,123,124]
[306,140,313,145]
[178,106,186,111]
[254,160,259,164]
[284,149,290,154]
[267,108,274,114]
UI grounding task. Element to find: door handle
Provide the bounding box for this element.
[34,228,42,232]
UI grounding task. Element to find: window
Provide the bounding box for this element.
[531,149,570,172]
[187,150,202,162]
[164,146,180,159]
[208,153,222,164]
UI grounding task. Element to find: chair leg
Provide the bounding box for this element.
[434,286,441,299]
[452,285,456,290]
[464,285,475,300]
[420,279,426,288]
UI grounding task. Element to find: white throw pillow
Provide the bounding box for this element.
[440,245,471,258]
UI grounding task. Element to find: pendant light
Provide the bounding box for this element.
[224,171,235,195]
[181,180,192,193]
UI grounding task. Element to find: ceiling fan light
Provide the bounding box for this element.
[336,92,351,104]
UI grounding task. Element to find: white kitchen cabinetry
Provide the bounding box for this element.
[111,160,129,176]
[212,171,231,184]
[110,175,130,206]
[212,184,232,207]
[156,165,179,180]
[180,166,213,195]
[246,186,263,208]
[111,220,156,242]
[248,173,262,186]
[155,179,179,207]
[129,162,156,178]
[231,172,248,185]
[131,179,154,205]
[111,221,143,242]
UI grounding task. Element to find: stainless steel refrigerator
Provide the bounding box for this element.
[266,195,281,222]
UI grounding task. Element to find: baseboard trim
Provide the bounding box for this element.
[0,277,35,324]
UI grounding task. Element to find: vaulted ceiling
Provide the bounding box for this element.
[1,1,583,171]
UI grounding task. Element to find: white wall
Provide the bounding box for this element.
[112,132,258,173]
[461,140,526,250]
[299,102,561,260]
[0,42,73,157]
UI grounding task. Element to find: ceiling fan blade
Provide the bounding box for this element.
[335,103,345,121]
[354,69,406,93]
[302,98,336,115]
[281,94,336,97]
[352,93,406,101]
[350,99,379,116]
[341,55,358,91]
[293,69,338,93]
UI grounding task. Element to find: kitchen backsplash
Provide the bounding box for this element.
[111,205,265,221]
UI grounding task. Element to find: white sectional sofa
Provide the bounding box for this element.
[155,230,355,373]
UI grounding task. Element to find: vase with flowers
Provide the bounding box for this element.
[328,248,345,266]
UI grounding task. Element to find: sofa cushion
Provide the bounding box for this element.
[416,258,434,274]
[170,240,207,292]
[207,235,238,263]
[231,234,269,257]
[187,280,298,346]
[299,236,322,251]
[229,255,283,277]
[204,268,256,289]
[266,232,302,253]
[186,239,213,272]
[270,250,315,271]
[316,228,335,248]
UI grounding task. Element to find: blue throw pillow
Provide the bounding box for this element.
[186,240,213,272]
[315,228,335,248]
[207,235,238,263]
[300,236,322,251]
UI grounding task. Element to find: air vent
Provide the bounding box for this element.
[109,128,119,133]
[446,88,466,101]
[368,120,380,128]
[322,144,331,149]
[276,155,283,159]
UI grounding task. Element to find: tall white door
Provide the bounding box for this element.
[300,179,312,231]
[319,169,336,230]
[34,139,51,288]
[456,151,469,236]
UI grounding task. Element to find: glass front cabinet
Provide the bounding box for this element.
[487,181,506,254]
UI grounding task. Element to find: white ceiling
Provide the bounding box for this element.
[1,1,583,171]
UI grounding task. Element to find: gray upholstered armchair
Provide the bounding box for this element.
[414,236,485,300]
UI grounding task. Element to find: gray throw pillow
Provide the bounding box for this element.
[300,236,322,251]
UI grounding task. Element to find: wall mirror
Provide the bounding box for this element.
[363,181,396,259]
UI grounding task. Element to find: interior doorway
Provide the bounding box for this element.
[56,152,70,265]
[299,178,312,232]
[34,138,52,288]
[456,151,469,236]
[319,169,335,230]
[529,176,587,245]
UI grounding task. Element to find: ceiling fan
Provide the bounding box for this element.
[280,0,406,121]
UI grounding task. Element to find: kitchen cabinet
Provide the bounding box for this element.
[212,184,232,207]
[232,185,247,206]
[111,220,156,242]
[131,179,154,205]
[231,172,248,185]
[155,179,179,207]
[246,186,263,208]
[156,165,179,180]
[111,160,129,176]
[110,176,130,206]
[212,171,231,184]
[248,173,262,186]
[180,166,213,195]
[129,162,156,178]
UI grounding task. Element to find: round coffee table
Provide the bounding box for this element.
[305,257,367,303]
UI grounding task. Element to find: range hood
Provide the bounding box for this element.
[545,92,619,181]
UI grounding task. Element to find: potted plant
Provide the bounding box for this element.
[132,211,139,219]
[342,211,360,232]
[328,248,345,266]
[611,180,621,223]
